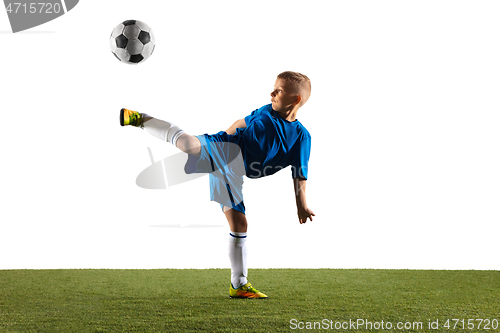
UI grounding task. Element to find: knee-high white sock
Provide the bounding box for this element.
[228,231,248,288]
[141,114,185,147]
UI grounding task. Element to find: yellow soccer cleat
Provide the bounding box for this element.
[230,282,268,299]
[120,108,143,127]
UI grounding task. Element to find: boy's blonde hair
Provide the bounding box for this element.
[277,71,311,107]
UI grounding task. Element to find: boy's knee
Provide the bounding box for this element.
[224,207,247,232]
[177,134,201,155]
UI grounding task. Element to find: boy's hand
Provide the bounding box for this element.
[298,207,315,224]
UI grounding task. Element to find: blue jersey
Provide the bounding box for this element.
[185,103,311,214]
[238,104,311,179]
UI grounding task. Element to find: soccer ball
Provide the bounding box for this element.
[110,20,155,64]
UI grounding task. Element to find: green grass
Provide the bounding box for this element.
[0,269,498,332]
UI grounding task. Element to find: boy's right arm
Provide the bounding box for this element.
[294,177,315,224]
[225,118,247,135]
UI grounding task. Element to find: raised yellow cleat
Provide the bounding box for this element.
[120,108,143,127]
[230,282,268,299]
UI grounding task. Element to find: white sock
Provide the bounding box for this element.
[228,231,248,288]
[141,114,185,147]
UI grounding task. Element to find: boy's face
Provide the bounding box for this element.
[270,79,300,113]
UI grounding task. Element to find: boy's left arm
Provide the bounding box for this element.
[293,177,315,224]
[225,118,247,135]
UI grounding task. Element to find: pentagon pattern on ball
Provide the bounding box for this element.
[138,31,150,44]
[123,20,136,26]
[109,20,156,65]
[115,34,128,49]
[130,54,144,64]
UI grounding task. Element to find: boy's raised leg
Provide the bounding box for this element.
[175,133,201,156]
[120,108,201,155]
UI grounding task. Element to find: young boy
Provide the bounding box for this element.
[120,71,315,298]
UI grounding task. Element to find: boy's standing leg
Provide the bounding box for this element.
[225,207,248,288]
[225,207,268,299]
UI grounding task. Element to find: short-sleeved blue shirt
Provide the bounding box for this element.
[185,103,311,214]
[238,104,311,179]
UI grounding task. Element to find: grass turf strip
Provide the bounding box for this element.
[0,269,498,332]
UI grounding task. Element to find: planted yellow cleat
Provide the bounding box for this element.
[230,283,268,299]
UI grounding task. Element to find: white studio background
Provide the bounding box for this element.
[0,0,498,270]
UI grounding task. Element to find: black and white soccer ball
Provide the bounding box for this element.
[110,20,155,64]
